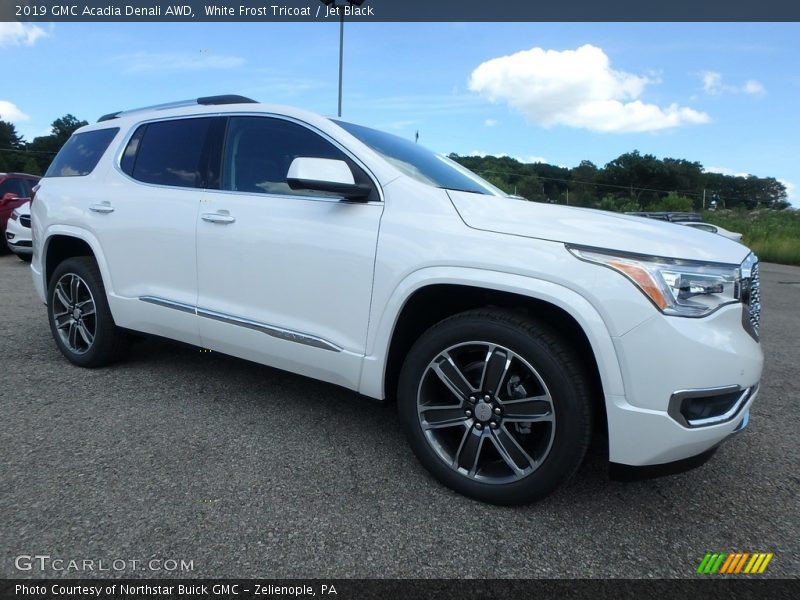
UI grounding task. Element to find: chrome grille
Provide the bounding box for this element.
[748,261,761,338]
[740,254,760,341]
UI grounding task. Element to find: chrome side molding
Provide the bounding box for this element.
[139,296,196,314]
[138,296,341,352]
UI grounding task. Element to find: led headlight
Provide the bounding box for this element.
[569,246,742,318]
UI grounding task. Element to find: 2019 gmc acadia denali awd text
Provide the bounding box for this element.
[30,95,763,505]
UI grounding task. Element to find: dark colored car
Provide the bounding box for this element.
[0,173,40,248]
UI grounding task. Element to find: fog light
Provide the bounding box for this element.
[668,385,756,428]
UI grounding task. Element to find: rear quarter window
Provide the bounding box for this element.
[45,128,119,177]
[121,118,220,189]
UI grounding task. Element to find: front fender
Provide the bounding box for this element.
[358,266,626,401]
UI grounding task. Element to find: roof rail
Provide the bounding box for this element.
[97,95,258,122]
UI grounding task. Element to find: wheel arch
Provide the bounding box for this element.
[360,269,625,433]
[42,227,113,297]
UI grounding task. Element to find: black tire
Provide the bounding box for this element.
[47,256,129,367]
[398,309,593,505]
[17,253,32,262]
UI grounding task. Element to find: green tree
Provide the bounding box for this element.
[651,192,695,212]
[0,120,28,171]
[599,195,641,213]
[27,114,89,173]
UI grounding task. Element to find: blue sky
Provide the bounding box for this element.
[1,22,798,203]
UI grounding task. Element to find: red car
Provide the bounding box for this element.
[0,173,40,247]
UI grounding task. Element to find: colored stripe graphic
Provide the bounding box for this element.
[698,552,773,574]
[697,553,713,574]
[734,553,749,573]
[758,553,773,573]
[720,553,737,574]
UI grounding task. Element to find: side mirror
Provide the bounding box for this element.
[287,157,372,201]
[1,192,19,206]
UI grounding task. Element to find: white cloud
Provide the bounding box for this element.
[704,166,750,178]
[778,179,798,207]
[701,71,766,96]
[0,23,48,47]
[743,80,766,95]
[484,118,497,127]
[469,44,709,133]
[117,52,245,74]
[0,100,29,122]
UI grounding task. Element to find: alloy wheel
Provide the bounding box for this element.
[416,342,556,485]
[51,273,97,355]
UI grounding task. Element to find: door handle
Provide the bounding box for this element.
[89,202,114,214]
[202,212,236,224]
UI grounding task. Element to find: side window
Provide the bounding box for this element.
[123,118,221,189]
[0,179,28,197]
[44,128,119,177]
[222,117,377,200]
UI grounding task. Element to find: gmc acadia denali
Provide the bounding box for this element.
[30,95,763,504]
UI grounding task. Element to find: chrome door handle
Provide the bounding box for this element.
[89,203,114,214]
[202,212,236,224]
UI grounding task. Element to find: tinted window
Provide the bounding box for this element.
[0,178,28,197]
[334,120,503,196]
[126,118,216,188]
[222,117,377,200]
[45,128,119,177]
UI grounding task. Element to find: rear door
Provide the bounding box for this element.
[195,115,384,389]
[91,117,224,345]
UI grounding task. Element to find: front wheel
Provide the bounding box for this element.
[398,309,593,505]
[47,257,128,367]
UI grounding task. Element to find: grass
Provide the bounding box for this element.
[704,209,800,266]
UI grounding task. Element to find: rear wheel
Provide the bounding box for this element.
[47,257,128,367]
[398,309,593,505]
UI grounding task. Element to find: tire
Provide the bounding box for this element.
[47,256,129,367]
[17,253,32,262]
[398,309,593,505]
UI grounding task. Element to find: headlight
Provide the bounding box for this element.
[10,209,20,221]
[569,246,742,318]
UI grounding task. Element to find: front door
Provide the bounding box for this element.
[196,116,383,389]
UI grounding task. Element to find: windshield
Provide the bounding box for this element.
[333,120,505,196]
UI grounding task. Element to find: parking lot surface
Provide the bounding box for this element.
[1,254,798,578]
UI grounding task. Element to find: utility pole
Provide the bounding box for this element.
[337,8,344,118]
[702,188,706,210]
[320,0,366,117]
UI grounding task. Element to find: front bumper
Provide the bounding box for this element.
[5,218,32,255]
[605,303,762,466]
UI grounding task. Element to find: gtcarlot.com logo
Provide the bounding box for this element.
[697,552,774,574]
[14,555,195,573]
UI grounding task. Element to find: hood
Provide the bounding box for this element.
[447,191,750,265]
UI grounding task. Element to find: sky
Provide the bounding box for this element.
[1,21,798,204]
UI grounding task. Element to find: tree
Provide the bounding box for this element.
[651,192,694,212]
[0,120,25,150]
[50,114,88,146]
[27,114,89,174]
[0,120,28,171]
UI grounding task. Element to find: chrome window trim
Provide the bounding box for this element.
[111,112,384,204]
[138,296,341,353]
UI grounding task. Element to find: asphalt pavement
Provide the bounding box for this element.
[1,253,798,578]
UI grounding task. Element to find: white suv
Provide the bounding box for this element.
[30,95,763,504]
